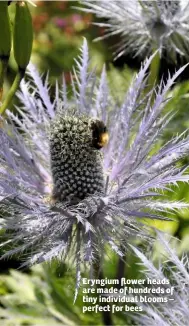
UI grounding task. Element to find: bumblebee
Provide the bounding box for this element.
[90,119,109,149]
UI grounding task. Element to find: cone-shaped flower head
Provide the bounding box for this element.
[131,232,189,326]
[80,0,189,60]
[50,115,107,203]
[1,40,189,286]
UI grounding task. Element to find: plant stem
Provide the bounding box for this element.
[148,50,161,89]
[0,57,9,103]
[116,252,126,290]
[93,256,114,326]
[0,68,25,115]
[145,49,161,101]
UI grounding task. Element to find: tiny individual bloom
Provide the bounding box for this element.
[131,232,189,326]
[0,40,189,290]
[79,0,189,60]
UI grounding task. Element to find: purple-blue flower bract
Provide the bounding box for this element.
[79,0,189,60]
[131,232,189,326]
[0,40,189,283]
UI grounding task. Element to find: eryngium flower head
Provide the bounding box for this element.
[0,40,189,282]
[50,115,106,203]
[80,0,189,60]
[131,233,189,326]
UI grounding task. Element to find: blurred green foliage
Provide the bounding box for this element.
[0,263,138,325]
[6,1,110,85]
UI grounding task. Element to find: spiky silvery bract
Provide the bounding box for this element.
[80,0,189,60]
[131,232,189,326]
[1,40,189,287]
